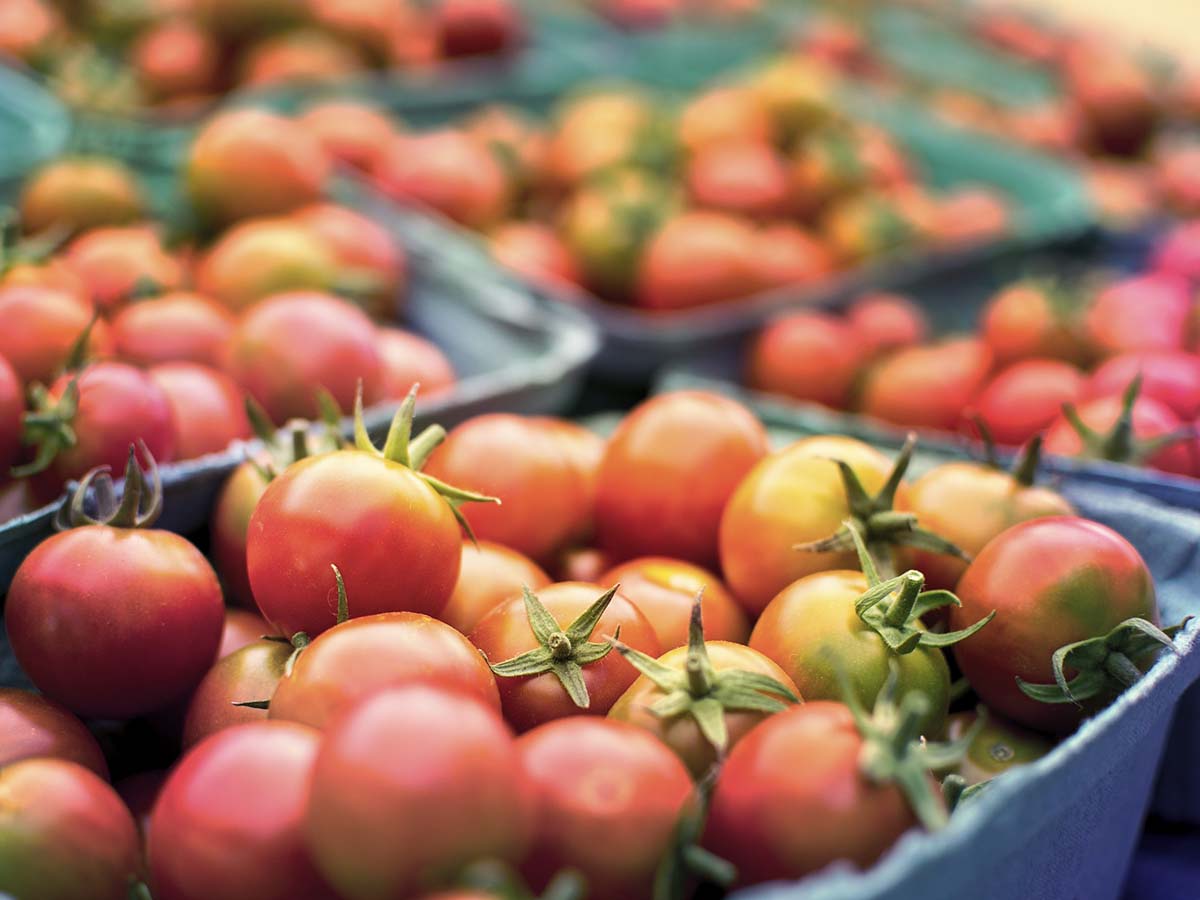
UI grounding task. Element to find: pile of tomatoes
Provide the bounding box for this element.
[0,113,460,523]
[0,0,523,117]
[747,218,1200,480]
[0,384,1180,899]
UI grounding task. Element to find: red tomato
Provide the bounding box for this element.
[951,517,1157,732]
[18,157,144,235]
[972,359,1086,447]
[219,607,273,658]
[469,581,661,731]
[746,311,865,408]
[1156,142,1200,217]
[434,0,523,57]
[0,687,108,777]
[489,221,584,291]
[305,685,535,899]
[859,337,994,432]
[846,291,929,359]
[595,391,769,568]
[132,19,219,100]
[686,140,791,218]
[114,769,167,860]
[269,611,500,729]
[0,759,142,900]
[634,211,760,310]
[148,362,251,460]
[555,546,612,583]
[210,461,270,608]
[0,285,112,384]
[599,556,749,648]
[238,29,365,88]
[441,539,551,634]
[1044,393,1198,477]
[517,717,693,900]
[224,291,383,424]
[182,639,292,748]
[1085,273,1192,358]
[0,258,91,307]
[1085,352,1200,420]
[931,187,1010,246]
[1153,219,1200,283]
[464,105,548,191]
[0,352,21,471]
[678,86,772,154]
[376,327,456,401]
[296,100,397,172]
[750,222,834,291]
[64,226,184,314]
[110,292,235,368]
[150,722,336,900]
[981,280,1090,366]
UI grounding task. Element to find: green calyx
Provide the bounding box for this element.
[245,390,347,484]
[488,585,620,709]
[0,205,72,271]
[970,416,1047,489]
[1060,375,1193,466]
[846,519,995,654]
[351,381,498,540]
[612,594,798,755]
[845,663,985,831]
[53,442,162,530]
[653,771,737,900]
[795,433,969,578]
[1017,615,1190,706]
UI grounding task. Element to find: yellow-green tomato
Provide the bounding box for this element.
[947,710,1056,786]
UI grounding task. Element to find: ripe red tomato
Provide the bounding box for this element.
[0,352,21,471]
[219,607,273,658]
[64,225,184,314]
[1153,220,1200,283]
[464,105,548,190]
[686,140,790,218]
[0,258,91,307]
[150,722,336,900]
[376,327,457,401]
[1084,351,1200,420]
[434,0,523,57]
[211,461,270,608]
[110,291,235,368]
[238,29,365,88]
[1156,142,1200,217]
[293,203,407,319]
[296,100,397,172]
[305,685,535,899]
[634,211,760,310]
[971,359,1086,447]
[679,86,772,154]
[18,157,145,235]
[489,221,584,291]
[980,280,1090,366]
[0,687,108,777]
[555,546,612,583]
[441,540,551,634]
[517,717,693,900]
[0,759,142,900]
[1044,392,1198,477]
[224,291,383,423]
[931,187,1011,246]
[858,337,994,432]
[951,517,1158,732]
[132,19,219,100]
[183,638,293,747]
[599,556,749,648]
[148,362,251,460]
[746,311,865,408]
[750,222,834,291]
[846,291,929,359]
[470,581,661,731]
[0,285,112,384]
[1085,273,1192,358]
[595,391,769,568]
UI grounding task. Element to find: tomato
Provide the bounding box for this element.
[465,106,548,192]
[555,546,612,583]
[858,337,994,432]
[750,222,834,291]
[423,414,594,563]
[305,685,535,899]
[745,58,834,142]
[132,20,219,100]
[1063,42,1159,157]
[211,462,270,608]
[634,211,760,310]
[194,217,338,313]
[0,687,107,777]
[0,352,20,471]
[187,109,330,226]
[980,279,1090,367]
[951,517,1159,733]
[1084,273,1192,358]
[945,710,1054,786]
[686,140,790,218]
[148,362,251,460]
[149,722,336,900]
[1153,219,1200,283]
[517,717,693,900]
[293,203,407,319]
[441,539,551,634]
[182,638,293,747]
[971,359,1086,447]
[678,86,772,154]
[238,29,365,88]
[1044,391,1197,477]
[489,221,584,291]
[596,391,768,568]
[0,759,141,900]
[0,258,91,307]
[719,435,899,614]
[296,100,398,172]
[377,326,457,400]
[219,607,273,658]
[64,226,183,314]
[0,286,109,384]
[110,292,235,368]
[746,311,864,408]
[1084,351,1200,420]
[931,187,1011,246]
[0,0,58,63]
[270,610,500,729]
[846,291,929,359]
[114,769,167,861]
[470,581,661,731]
[193,0,308,36]
[19,157,144,235]
[599,556,749,648]
[788,126,897,219]
[224,291,383,423]
[544,91,653,188]
[434,0,523,57]
[821,192,920,264]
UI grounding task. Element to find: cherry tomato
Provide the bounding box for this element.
[296,100,397,172]
[678,86,772,154]
[0,687,107,777]
[238,29,365,88]
[0,285,112,384]
[932,187,1010,246]
[441,540,551,634]
[1085,273,1192,358]
[946,710,1055,786]
[1153,219,1200,283]
[464,105,548,193]
[746,311,864,408]
[64,225,184,314]
[305,685,535,900]
[376,327,457,401]
[981,280,1090,366]
[132,19,219,100]
[434,0,523,57]
[1084,351,1200,420]
[686,140,790,218]
[555,546,612,583]
[858,337,994,432]
[19,156,143,235]
[149,722,336,900]
[0,258,91,307]
[210,461,270,608]
[219,607,273,658]
[148,362,251,460]
[971,359,1086,447]
[750,222,834,291]
[114,769,167,862]
[544,91,653,188]
[294,203,407,320]
[517,717,693,900]
[1044,393,1197,477]
[0,352,21,471]
[183,638,292,747]
[110,292,235,369]
[489,221,584,291]
[846,291,929,359]
[595,391,768,568]
[635,211,759,310]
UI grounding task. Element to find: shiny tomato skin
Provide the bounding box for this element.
[981,281,1089,366]
[598,556,749,648]
[951,516,1157,733]
[64,226,184,314]
[296,101,397,172]
[182,639,292,748]
[750,222,834,292]
[441,540,551,634]
[305,685,535,900]
[750,571,949,736]
[846,291,929,359]
[149,722,336,900]
[376,327,457,401]
[609,642,798,777]
[469,582,660,732]
[210,460,270,608]
[490,221,584,291]
[0,759,142,900]
[746,311,864,408]
[1085,273,1191,358]
[1044,394,1198,477]
[132,19,219,100]
[293,203,406,320]
[0,687,108,778]
[533,417,605,543]
[0,285,111,384]
[686,140,791,218]
[719,436,901,615]
[148,362,251,460]
[972,359,1086,447]
[0,353,20,470]
[595,391,769,568]
[859,337,994,432]
[704,701,921,885]
[7,526,224,719]
[218,607,273,659]
[517,717,693,900]
[111,292,235,368]
[634,211,759,311]
[1084,351,1200,420]
[269,612,500,729]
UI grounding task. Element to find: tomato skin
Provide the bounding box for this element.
[270,612,500,729]
[296,100,396,171]
[148,362,251,460]
[0,258,91,307]
[182,639,292,748]
[490,221,584,291]
[609,642,798,776]
[64,226,184,314]
[218,607,273,658]
[0,687,108,778]
[1085,273,1192,358]
[595,391,769,569]
[1044,394,1198,477]
[434,0,523,57]
[719,435,900,615]
[746,311,864,408]
[248,450,463,637]
[0,759,142,900]
[544,91,651,188]
[846,291,928,359]
[972,359,1085,447]
[0,285,112,384]
[470,582,661,731]
[686,140,791,218]
[19,157,144,235]
[750,222,834,291]
[210,461,270,608]
[1153,220,1200,283]
[1084,351,1200,420]
[132,19,219,100]
[115,769,167,862]
[7,526,225,719]
[376,327,457,401]
[704,701,920,885]
[932,187,1010,246]
[634,211,760,310]
[981,281,1089,366]
[111,292,235,368]
[517,717,693,900]
[951,517,1157,733]
[0,352,21,471]
[678,86,772,154]
[599,556,749,649]
[238,29,365,88]
[293,203,407,319]
[149,722,336,900]
[859,337,994,432]
[946,710,1055,786]
[441,540,551,634]
[305,685,535,900]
